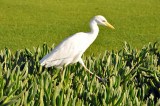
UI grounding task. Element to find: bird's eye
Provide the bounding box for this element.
[102,20,106,22]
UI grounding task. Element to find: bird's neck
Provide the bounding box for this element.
[89,19,99,35]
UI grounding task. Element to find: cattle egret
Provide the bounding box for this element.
[40,15,115,82]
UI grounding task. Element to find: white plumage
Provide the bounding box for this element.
[40,15,115,81]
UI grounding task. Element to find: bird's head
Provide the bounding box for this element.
[94,15,115,29]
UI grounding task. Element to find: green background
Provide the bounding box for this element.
[0,0,159,55]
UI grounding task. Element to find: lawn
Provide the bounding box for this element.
[0,0,160,56]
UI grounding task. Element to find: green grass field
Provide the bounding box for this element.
[0,0,160,55]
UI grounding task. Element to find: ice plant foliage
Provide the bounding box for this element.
[0,42,160,105]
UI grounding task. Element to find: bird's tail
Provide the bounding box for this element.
[39,54,49,66]
[39,52,51,66]
[39,59,46,66]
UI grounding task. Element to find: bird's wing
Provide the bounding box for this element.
[40,32,90,66]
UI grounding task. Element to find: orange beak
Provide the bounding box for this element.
[104,21,115,29]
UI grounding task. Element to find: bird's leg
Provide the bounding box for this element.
[60,68,63,75]
[83,64,105,82]
[79,58,106,82]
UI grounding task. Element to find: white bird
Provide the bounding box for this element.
[40,15,115,81]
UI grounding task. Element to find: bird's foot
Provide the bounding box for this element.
[99,74,115,83]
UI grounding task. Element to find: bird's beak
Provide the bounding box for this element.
[104,21,115,29]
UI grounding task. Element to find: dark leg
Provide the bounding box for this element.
[60,68,63,75]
